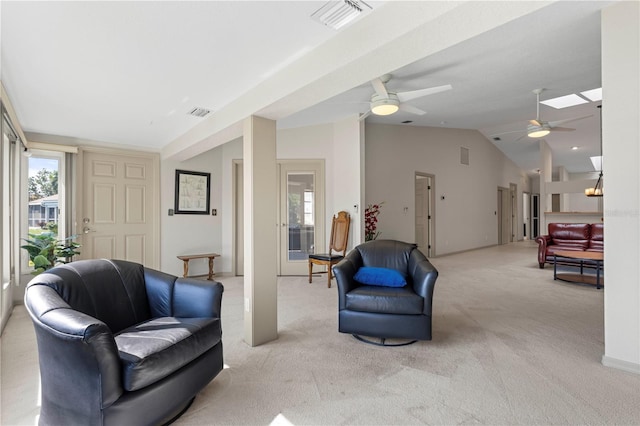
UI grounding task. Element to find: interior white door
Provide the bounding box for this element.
[279,161,324,276]
[79,149,159,267]
[415,173,435,257]
[415,177,428,252]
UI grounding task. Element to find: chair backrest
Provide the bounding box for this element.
[356,239,416,272]
[329,211,351,255]
[25,259,152,333]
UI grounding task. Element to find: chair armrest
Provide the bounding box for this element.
[333,249,363,309]
[25,285,123,408]
[408,250,439,315]
[535,235,552,265]
[173,278,224,318]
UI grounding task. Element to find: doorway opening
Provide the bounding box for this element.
[523,192,530,239]
[414,173,435,257]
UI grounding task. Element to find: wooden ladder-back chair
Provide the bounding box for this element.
[308,211,351,288]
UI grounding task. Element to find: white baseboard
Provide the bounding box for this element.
[602,355,640,375]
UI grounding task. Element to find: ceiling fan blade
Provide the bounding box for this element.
[370,78,388,98]
[359,110,372,121]
[548,115,592,127]
[396,84,452,102]
[399,104,427,115]
[550,127,575,132]
[529,119,542,126]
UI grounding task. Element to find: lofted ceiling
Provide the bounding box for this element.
[1,1,610,175]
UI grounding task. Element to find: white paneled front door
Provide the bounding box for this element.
[78,148,159,267]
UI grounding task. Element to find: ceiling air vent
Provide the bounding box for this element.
[188,107,211,118]
[311,0,372,30]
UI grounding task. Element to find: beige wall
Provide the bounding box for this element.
[365,123,529,255]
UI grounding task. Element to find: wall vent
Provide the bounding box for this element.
[460,147,470,165]
[188,107,211,118]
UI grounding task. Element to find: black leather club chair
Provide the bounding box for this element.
[333,240,438,346]
[24,259,224,426]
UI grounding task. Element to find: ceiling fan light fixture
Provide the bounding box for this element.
[527,126,550,138]
[370,95,399,116]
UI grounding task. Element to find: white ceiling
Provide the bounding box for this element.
[1,1,610,175]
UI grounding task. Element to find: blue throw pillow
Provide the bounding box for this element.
[354,266,407,287]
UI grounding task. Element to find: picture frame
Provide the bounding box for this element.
[174,169,211,215]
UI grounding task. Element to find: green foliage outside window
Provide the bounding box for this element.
[21,233,81,275]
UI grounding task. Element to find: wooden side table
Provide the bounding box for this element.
[177,253,220,280]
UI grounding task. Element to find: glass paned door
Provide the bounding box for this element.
[286,172,315,261]
[279,161,324,275]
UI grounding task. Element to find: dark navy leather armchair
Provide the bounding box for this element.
[24,259,224,425]
[333,240,438,345]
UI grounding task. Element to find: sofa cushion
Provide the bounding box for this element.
[549,223,590,250]
[546,246,585,257]
[354,267,407,287]
[115,317,221,391]
[346,286,423,315]
[588,223,604,251]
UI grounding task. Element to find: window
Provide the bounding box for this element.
[28,155,60,231]
[23,150,69,270]
[303,190,314,225]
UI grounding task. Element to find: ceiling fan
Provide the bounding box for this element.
[493,88,592,139]
[359,74,452,120]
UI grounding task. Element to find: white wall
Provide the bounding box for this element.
[332,115,364,248]
[601,0,640,374]
[365,123,529,256]
[160,147,223,277]
[566,172,602,213]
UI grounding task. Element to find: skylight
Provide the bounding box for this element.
[581,88,603,101]
[540,94,588,109]
[539,87,603,109]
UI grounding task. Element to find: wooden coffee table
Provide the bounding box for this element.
[553,250,603,289]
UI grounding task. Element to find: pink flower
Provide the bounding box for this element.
[364,201,384,241]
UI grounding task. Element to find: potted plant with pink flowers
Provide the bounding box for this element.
[364,202,384,241]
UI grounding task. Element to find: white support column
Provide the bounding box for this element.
[601,1,640,374]
[243,116,278,347]
[539,139,553,233]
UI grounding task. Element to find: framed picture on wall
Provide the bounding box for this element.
[174,169,211,214]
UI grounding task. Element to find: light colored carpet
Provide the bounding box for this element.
[3,242,640,425]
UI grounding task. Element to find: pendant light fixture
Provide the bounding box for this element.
[585,105,603,197]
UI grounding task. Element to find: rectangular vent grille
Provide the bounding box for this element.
[188,107,211,118]
[311,0,372,30]
[461,147,470,165]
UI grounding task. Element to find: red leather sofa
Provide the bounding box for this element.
[535,223,603,268]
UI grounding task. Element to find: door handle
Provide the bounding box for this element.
[82,227,96,234]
